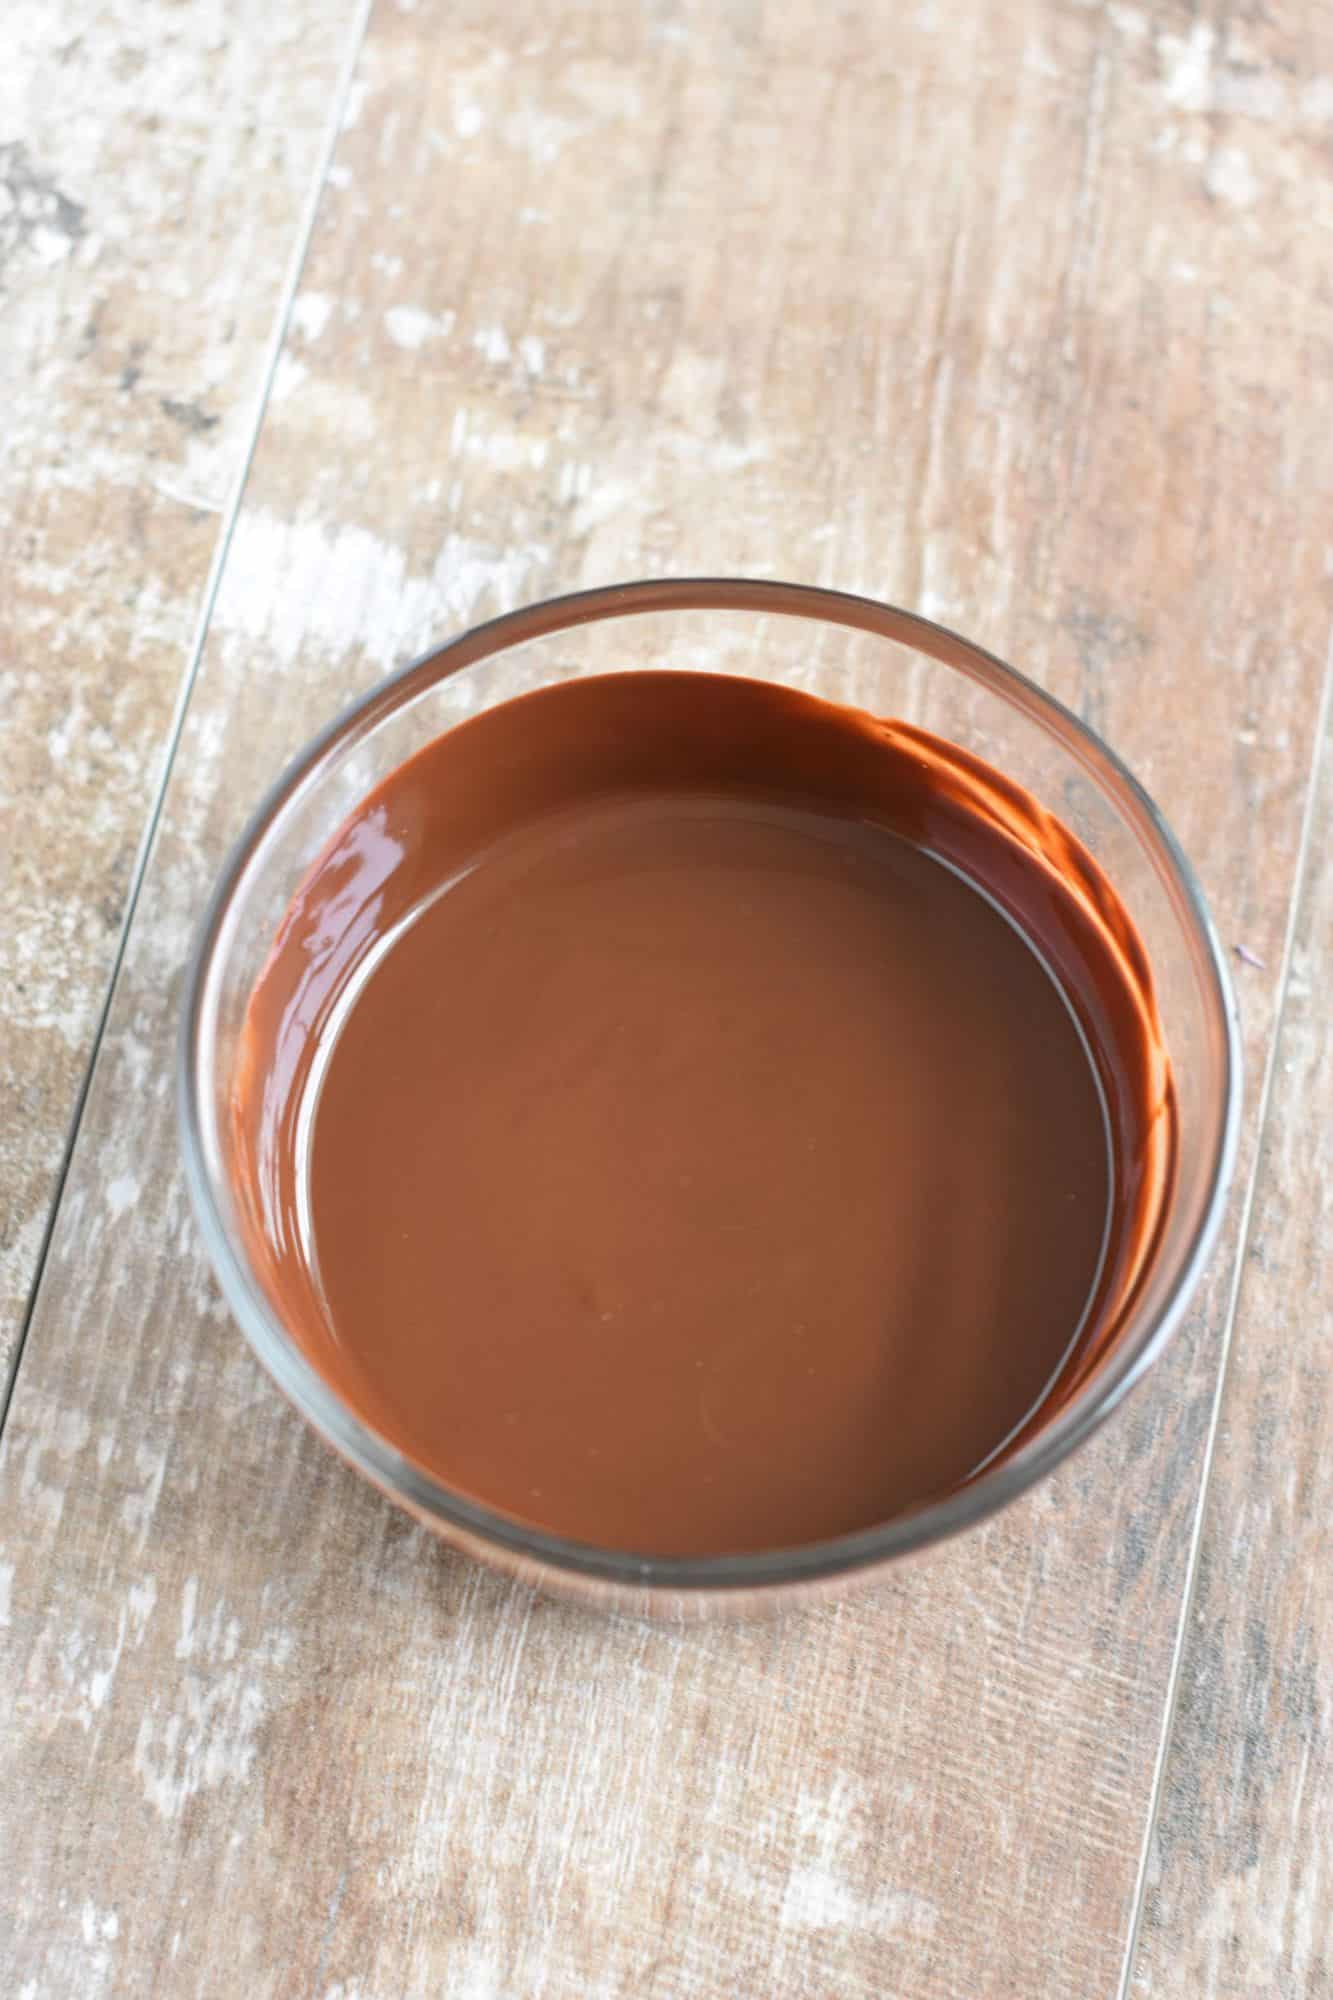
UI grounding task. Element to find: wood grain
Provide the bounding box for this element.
[1,0,1331,1992]
[0,0,363,1369]
[1129,676,1333,1999]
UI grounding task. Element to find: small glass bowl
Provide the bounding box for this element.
[179,579,1241,1616]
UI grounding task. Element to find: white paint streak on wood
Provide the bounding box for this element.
[290,291,335,343]
[134,1576,293,1821]
[472,321,512,364]
[1152,16,1332,130]
[1159,21,1215,111]
[215,508,549,671]
[1204,147,1259,209]
[384,303,455,349]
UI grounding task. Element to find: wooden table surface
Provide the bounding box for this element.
[3,2,1330,1993]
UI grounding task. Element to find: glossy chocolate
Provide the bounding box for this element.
[232,673,1175,1555]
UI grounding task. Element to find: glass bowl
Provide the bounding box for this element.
[178,579,1241,1616]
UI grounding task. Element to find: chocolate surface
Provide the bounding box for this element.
[233,672,1175,1555]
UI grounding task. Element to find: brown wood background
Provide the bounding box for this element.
[2,2,1329,1993]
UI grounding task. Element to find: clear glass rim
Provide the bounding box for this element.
[178,577,1243,1595]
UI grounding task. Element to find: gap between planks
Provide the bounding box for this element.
[1115,633,1333,1999]
[0,0,377,1444]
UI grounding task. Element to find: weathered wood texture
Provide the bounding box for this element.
[1130,679,1333,1999]
[1,1,1331,1994]
[0,0,362,1368]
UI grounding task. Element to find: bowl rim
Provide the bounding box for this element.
[178,576,1242,1594]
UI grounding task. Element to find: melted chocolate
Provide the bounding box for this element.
[232,672,1175,1555]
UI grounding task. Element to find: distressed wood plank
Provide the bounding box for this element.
[0,0,364,1368]
[2,1,1332,1993]
[1129,673,1333,1998]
